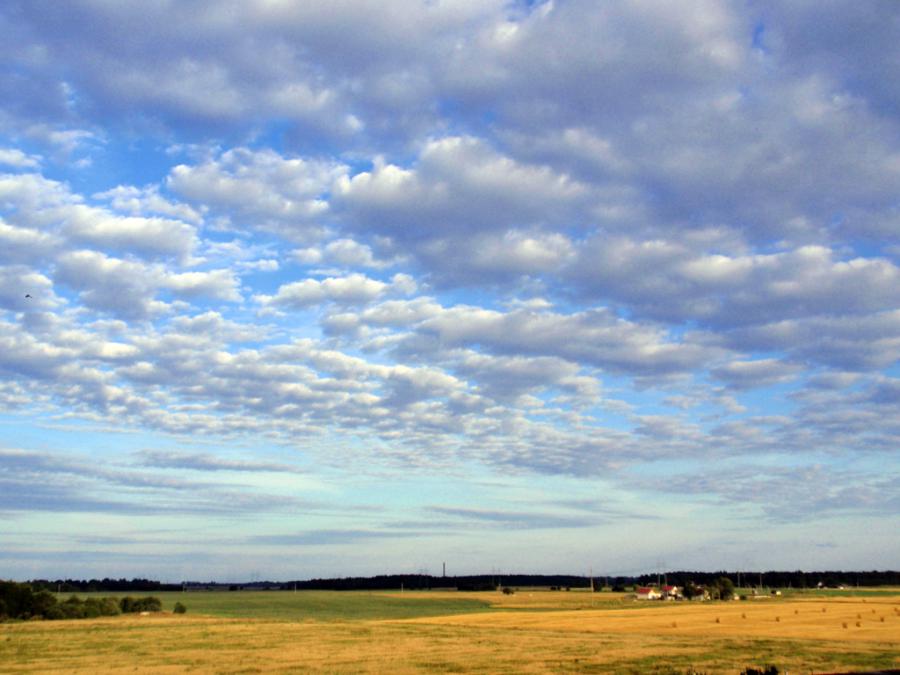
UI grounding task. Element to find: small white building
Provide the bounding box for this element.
[635,587,662,600]
[662,585,681,599]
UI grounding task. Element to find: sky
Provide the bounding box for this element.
[1,1,899,582]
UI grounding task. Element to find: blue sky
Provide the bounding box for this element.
[1,1,899,581]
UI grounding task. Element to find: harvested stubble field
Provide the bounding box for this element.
[2,590,900,674]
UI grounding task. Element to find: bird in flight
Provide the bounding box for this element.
[25,294,32,298]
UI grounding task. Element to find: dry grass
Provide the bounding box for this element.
[2,592,899,673]
[389,589,631,611]
[408,595,900,643]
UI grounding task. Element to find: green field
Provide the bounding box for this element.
[115,589,496,621]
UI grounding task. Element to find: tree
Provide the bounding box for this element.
[121,596,162,613]
[135,596,162,612]
[99,597,121,616]
[710,577,735,600]
[173,602,187,614]
[0,581,34,618]
[30,590,59,617]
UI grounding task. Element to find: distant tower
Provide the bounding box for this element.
[443,562,446,578]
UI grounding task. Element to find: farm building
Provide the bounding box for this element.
[662,585,682,599]
[635,587,662,600]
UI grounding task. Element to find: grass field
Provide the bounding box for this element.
[145,590,497,621]
[2,589,900,673]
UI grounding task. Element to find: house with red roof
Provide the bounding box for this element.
[634,586,662,600]
[662,584,682,599]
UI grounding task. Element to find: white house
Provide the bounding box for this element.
[662,585,681,599]
[635,587,662,600]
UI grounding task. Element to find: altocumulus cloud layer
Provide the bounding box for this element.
[1,0,899,580]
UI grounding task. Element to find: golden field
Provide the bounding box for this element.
[2,590,900,673]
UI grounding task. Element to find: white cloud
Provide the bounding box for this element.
[345,299,726,378]
[53,250,163,318]
[420,229,574,282]
[53,250,241,318]
[0,172,77,220]
[94,185,203,224]
[292,238,400,270]
[61,206,197,260]
[0,266,56,312]
[24,126,97,156]
[0,171,197,261]
[726,311,900,371]
[167,147,346,237]
[257,272,413,310]
[0,220,58,264]
[163,269,241,302]
[323,238,390,268]
[333,137,587,237]
[0,148,41,168]
[569,238,900,326]
[711,358,804,390]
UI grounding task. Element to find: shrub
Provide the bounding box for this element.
[59,595,86,619]
[31,590,58,618]
[119,595,162,613]
[173,602,187,614]
[0,581,35,619]
[83,599,103,618]
[135,596,162,612]
[501,587,515,595]
[0,581,124,622]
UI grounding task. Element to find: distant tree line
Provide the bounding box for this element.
[14,570,900,595]
[29,577,180,593]
[0,581,162,621]
[182,574,596,592]
[282,570,900,591]
[283,574,596,591]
